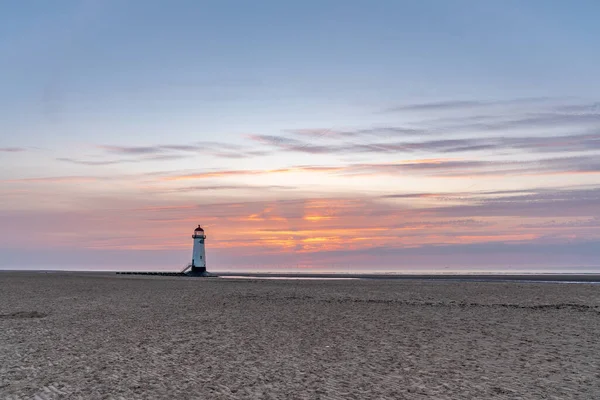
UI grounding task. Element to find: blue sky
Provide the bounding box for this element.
[1,1,599,271]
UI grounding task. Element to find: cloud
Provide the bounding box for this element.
[57,157,128,166]
[99,144,200,155]
[354,155,600,178]
[384,97,554,112]
[145,154,192,161]
[428,187,600,218]
[161,166,343,181]
[285,127,426,138]
[387,100,492,112]
[465,112,600,132]
[210,149,270,158]
[476,187,600,204]
[519,217,600,229]
[53,142,268,167]
[500,132,600,153]
[248,135,333,154]
[3,176,100,183]
[343,127,426,137]
[284,128,346,137]
[0,147,26,152]
[162,169,279,181]
[155,184,296,193]
[98,142,268,159]
[381,189,538,200]
[343,159,510,178]
[150,154,600,184]
[79,99,600,166]
[553,102,600,114]
[244,99,600,161]
[253,129,600,156]
[57,154,190,165]
[417,132,600,154]
[250,133,410,154]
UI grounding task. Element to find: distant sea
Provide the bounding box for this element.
[2,264,600,275]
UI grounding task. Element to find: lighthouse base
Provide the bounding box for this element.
[186,266,218,277]
[190,266,206,274]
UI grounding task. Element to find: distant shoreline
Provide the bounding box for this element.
[215,272,600,282]
[3,270,600,282]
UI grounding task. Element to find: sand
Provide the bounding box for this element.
[1,272,600,399]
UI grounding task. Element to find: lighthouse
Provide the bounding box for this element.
[191,225,207,274]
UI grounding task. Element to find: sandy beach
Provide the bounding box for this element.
[1,272,600,399]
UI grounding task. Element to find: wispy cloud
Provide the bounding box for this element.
[151,154,600,184]
[248,135,333,154]
[161,169,279,181]
[58,154,190,165]
[249,128,600,157]
[428,187,600,218]
[53,142,268,167]
[3,176,100,183]
[160,166,344,181]
[99,144,200,155]
[57,157,129,166]
[238,99,599,164]
[285,127,425,138]
[383,97,556,113]
[554,102,600,113]
[0,147,26,152]
[462,112,600,132]
[352,155,600,178]
[98,142,269,159]
[519,217,600,229]
[381,189,536,200]
[153,184,296,193]
[67,99,599,170]
[210,149,270,159]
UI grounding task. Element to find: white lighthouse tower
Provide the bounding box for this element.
[191,225,207,274]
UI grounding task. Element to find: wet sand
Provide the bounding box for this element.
[1,272,600,399]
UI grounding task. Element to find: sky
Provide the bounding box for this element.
[1,0,600,272]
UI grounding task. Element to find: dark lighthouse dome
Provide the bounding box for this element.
[194,225,204,232]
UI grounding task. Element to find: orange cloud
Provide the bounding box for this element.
[160,166,344,181]
[303,215,334,222]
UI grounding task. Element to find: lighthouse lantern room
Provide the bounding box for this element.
[191,225,207,273]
